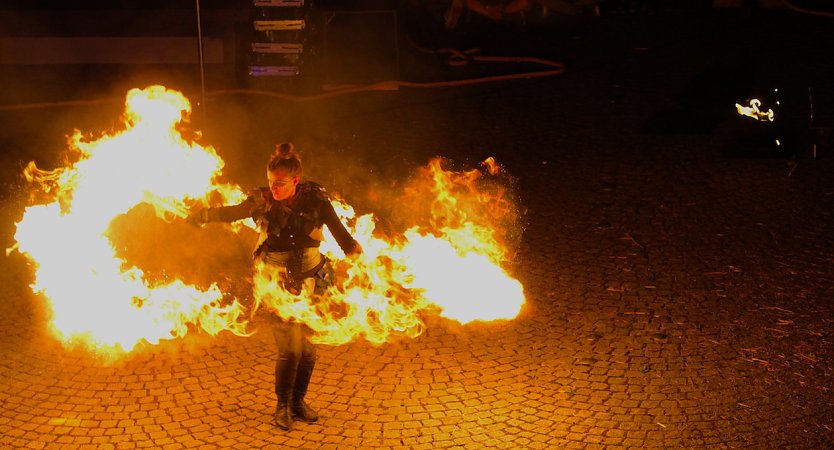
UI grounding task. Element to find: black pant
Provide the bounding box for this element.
[272,320,316,405]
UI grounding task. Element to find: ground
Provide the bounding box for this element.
[0,7,832,449]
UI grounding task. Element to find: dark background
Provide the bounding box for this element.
[0,2,833,447]
[1,1,832,218]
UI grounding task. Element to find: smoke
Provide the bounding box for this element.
[199,94,427,230]
[107,203,257,308]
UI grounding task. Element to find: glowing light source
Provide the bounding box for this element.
[12,85,526,356]
[735,98,774,122]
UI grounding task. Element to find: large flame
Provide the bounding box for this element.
[12,86,249,354]
[12,85,526,355]
[257,157,526,345]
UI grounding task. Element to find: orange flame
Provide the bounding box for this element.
[257,158,526,345]
[11,85,526,354]
[12,85,249,354]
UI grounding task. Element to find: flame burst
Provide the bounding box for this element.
[13,86,249,353]
[12,85,526,354]
[257,157,526,345]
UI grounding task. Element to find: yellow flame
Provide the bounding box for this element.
[735,98,774,122]
[258,158,526,346]
[12,85,526,354]
[13,85,249,354]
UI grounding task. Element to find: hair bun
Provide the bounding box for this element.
[267,142,303,175]
[273,142,295,159]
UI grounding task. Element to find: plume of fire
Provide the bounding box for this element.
[12,85,250,354]
[256,157,526,346]
[735,98,774,122]
[11,84,526,354]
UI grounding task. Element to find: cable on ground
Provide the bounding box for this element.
[0,49,565,110]
[781,0,834,18]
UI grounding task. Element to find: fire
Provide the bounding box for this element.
[735,98,774,122]
[12,85,249,354]
[11,85,526,354]
[258,158,526,345]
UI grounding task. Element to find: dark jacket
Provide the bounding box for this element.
[205,181,358,256]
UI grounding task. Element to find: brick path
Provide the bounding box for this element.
[1,8,833,449]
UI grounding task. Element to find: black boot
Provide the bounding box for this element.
[274,353,298,430]
[274,401,292,431]
[291,354,319,423]
[292,398,319,423]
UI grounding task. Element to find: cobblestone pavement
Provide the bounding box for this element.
[1,8,833,449]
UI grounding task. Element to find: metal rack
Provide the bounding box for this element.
[248,0,314,78]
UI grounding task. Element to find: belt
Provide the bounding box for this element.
[296,255,328,280]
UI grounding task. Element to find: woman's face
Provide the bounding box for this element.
[267,168,299,201]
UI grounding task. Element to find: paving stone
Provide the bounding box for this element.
[1,7,834,450]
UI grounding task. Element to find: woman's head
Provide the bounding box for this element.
[267,143,302,201]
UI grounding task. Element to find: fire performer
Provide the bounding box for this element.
[188,143,362,430]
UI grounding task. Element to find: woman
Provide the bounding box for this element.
[189,143,362,430]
